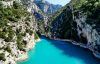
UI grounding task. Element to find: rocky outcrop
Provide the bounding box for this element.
[0,1,13,8]
[20,0,34,12]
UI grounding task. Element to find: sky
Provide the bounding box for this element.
[45,0,71,6]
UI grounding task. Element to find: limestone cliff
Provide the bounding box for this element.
[0,0,61,63]
[46,0,100,59]
[0,0,39,64]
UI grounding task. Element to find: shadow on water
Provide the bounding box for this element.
[41,36,100,64]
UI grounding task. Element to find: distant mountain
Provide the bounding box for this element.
[32,0,62,34]
[34,0,62,15]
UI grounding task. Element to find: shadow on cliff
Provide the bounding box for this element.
[41,36,100,64]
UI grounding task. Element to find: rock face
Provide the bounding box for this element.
[46,0,100,58]
[21,0,34,12]
[0,1,13,8]
[0,0,39,64]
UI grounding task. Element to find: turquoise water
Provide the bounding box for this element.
[18,36,100,64]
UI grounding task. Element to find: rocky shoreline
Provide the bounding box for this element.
[16,34,40,62]
[49,37,100,59]
[71,40,100,59]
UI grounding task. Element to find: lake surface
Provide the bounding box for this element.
[17,36,100,64]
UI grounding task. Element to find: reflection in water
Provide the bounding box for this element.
[18,37,100,64]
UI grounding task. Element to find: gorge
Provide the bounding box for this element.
[0,0,100,64]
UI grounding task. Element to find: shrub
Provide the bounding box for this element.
[26,29,33,35]
[34,33,39,40]
[4,46,11,53]
[17,33,26,51]
[0,53,5,61]
[0,31,7,39]
[13,1,21,9]
[4,27,15,42]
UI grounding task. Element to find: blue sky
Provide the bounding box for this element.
[45,0,71,6]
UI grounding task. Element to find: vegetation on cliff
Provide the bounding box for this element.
[45,0,100,59]
[0,0,39,63]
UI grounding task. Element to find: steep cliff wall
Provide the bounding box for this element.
[47,0,100,58]
[0,0,39,64]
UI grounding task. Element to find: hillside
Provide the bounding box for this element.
[0,0,62,64]
[46,0,100,58]
[0,0,39,64]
